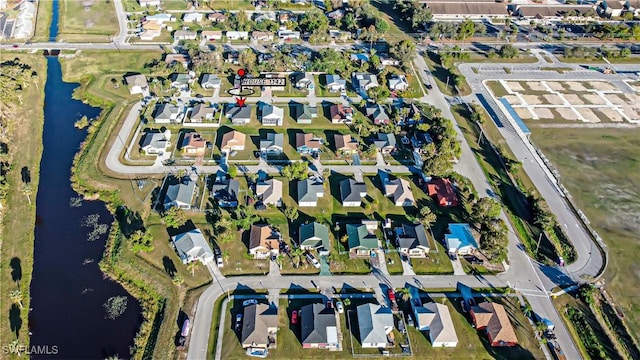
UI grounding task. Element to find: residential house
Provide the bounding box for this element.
[180,132,206,156]
[189,103,215,122]
[296,133,322,154]
[356,303,394,348]
[334,134,358,154]
[145,13,176,23]
[329,104,353,123]
[261,104,284,126]
[350,53,370,64]
[226,105,252,125]
[389,75,409,92]
[515,5,595,24]
[140,29,161,41]
[396,223,430,257]
[297,178,324,207]
[409,290,458,347]
[241,304,278,349]
[201,30,223,41]
[300,303,339,349]
[445,223,478,255]
[164,178,197,210]
[183,12,203,23]
[352,73,379,92]
[366,103,390,125]
[153,103,186,124]
[254,12,276,22]
[140,132,169,155]
[292,72,314,90]
[427,178,459,207]
[470,302,518,347]
[293,103,318,124]
[299,222,330,255]
[347,220,379,257]
[373,133,396,154]
[226,31,249,40]
[625,0,640,16]
[278,11,298,24]
[211,171,240,207]
[124,74,148,95]
[165,54,190,69]
[599,0,625,17]
[220,130,247,153]
[255,179,283,207]
[329,30,351,41]
[260,132,284,155]
[208,12,226,23]
[277,29,301,40]
[411,132,433,150]
[171,228,214,264]
[139,0,160,6]
[340,175,367,207]
[174,30,197,40]
[200,74,222,90]
[249,224,281,259]
[324,74,346,93]
[327,9,345,19]
[170,73,191,90]
[380,173,415,206]
[251,31,274,42]
[379,55,400,66]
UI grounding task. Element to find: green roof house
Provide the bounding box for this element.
[299,222,330,255]
[347,220,379,258]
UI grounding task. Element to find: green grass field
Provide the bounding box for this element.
[532,128,640,343]
[32,0,53,41]
[58,0,119,42]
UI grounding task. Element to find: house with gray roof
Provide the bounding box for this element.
[373,133,396,154]
[211,171,240,208]
[379,171,415,206]
[298,178,324,207]
[260,132,284,155]
[347,220,379,257]
[325,74,346,93]
[299,222,330,255]
[300,303,339,349]
[171,228,214,264]
[124,74,148,95]
[153,103,186,124]
[170,73,191,90]
[200,74,221,89]
[396,223,430,257]
[352,72,379,92]
[340,175,368,207]
[140,132,169,155]
[366,103,390,125]
[226,104,252,125]
[293,103,318,124]
[189,103,215,122]
[410,287,458,347]
[356,303,394,348]
[388,74,409,92]
[164,178,197,210]
[241,303,278,349]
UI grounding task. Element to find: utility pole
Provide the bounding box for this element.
[535,232,543,255]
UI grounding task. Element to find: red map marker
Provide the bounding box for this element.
[237,68,246,77]
[235,97,246,107]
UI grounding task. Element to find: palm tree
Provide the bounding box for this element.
[222,249,230,264]
[398,287,412,302]
[291,248,305,268]
[172,274,184,287]
[21,183,32,205]
[10,289,23,309]
[187,261,197,276]
[283,205,299,224]
[419,207,437,229]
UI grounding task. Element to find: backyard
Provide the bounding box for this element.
[532,128,640,343]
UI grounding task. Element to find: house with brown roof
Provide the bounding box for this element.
[248,224,281,259]
[470,302,518,347]
[241,303,278,349]
[382,176,415,207]
[220,131,246,153]
[164,54,190,69]
[208,12,226,23]
[427,178,458,207]
[329,104,353,124]
[296,133,323,154]
[252,31,274,42]
[180,132,206,156]
[334,134,358,154]
[201,30,223,41]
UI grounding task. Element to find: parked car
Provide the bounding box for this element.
[235,313,243,331]
[306,253,321,268]
[291,310,298,324]
[216,256,224,268]
[387,289,396,302]
[336,301,344,314]
[243,299,258,306]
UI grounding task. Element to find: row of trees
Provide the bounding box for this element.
[394,0,432,31]
[428,19,487,41]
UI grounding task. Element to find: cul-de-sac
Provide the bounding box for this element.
[1,0,640,359]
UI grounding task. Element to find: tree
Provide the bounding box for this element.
[375,18,389,33]
[419,207,437,228]
[367,86,390,103]
[227,164,238,178]
[163,207,188,228]
[291,247,305,268]
[10,290,23,309]
[506,160,522,175]
[299,9,329,33]
[172,273,185,286]
[472,197,502,224]
[411,5,432,31]
[479,218,508,261]
[283,205,299,223]
[130,230,154,252]
[187,261,198,276]
[456,19,475,40]
[222,249,230,263]
[390,39,416,65]
[281,162,309,180]
[239,49,257,71]
[21,183,32,205]
[498,44,519,59]
[398,287,412,301]
[344,13,357,31]
[103,296,128,320]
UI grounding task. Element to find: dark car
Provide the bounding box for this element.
[195,94,203,98]
[235,313,243,331]
[425,84,432,90]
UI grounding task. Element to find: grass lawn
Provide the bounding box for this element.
[124,0,191,12]
[314,75,341,98]
[272,80,309,97]
[423,53,471,96]
[485,80,510,98]
[0,54,47,351]
[58,0,119,42]
[410,246,453,275]
[532,128,640,343]
[206,0,255,10]
[32,0,53,42]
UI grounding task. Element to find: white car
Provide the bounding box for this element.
[243,299,258,306]
[336,301,344,314]
[306,253,321,269]
[216,256,224,268]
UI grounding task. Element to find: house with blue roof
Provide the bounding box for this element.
[444,223,478,255]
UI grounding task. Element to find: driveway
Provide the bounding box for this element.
[451,257,466,276]
[401,258,415,276]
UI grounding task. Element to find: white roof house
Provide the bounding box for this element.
[410,287,458,347]
[171,228,214,264]
[183,12,204,23]
[261,104,284,126]
[356,303,394,348]
[389,75,409,92]
[255,179,283,207]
